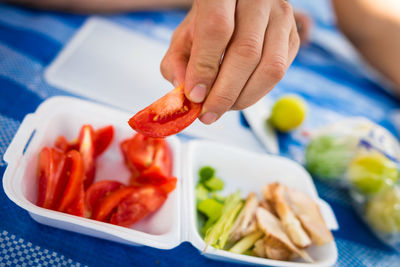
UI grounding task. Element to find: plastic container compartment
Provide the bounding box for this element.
[3,96,339,266]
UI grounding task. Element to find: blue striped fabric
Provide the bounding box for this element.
[0,1,399,267]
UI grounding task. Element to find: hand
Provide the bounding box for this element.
[161,0,300,124]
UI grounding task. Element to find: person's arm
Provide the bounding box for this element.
[6,0,192,13]
[332,0,400,91]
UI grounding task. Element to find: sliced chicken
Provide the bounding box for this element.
[253,239,266,258]
[262,183,277,203]
[256,207,313,263]
[264,235,293,261]
[286,188,333,246]
[261,183,279,217]
[260,200,275,215]
[270,183,312,248]
[229,192,259,243]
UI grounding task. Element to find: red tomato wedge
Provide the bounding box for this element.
[110,185,167,227]
[85,180,124,217]
[54,136,70,153]
[79,125,96,189]
[57,150,85,213]
[135,138,173,184]
[121,134,171,171]
[158,177,177,194]
[65,187,85,217]
[93,125,114,157]
[36,147,66,209]
[128,85,202,138]
[92,187,136,222]
[55,136,79,152]
[120,139,131,169]
[121,134,159,172]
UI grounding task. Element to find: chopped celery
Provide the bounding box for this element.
[201,217,215,235]
[204,176,224,191]
[196,184,209,204]
[204,191,243,250]
[212,193,226,203]
[229,231,264,254]
[197,198,223,220]
[218,203,243,249]
[199,166,215,183]
[198,198,224,235]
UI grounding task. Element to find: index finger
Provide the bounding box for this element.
[184,0,236,103]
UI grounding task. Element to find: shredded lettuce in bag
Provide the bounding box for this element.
[305,135,356,181]
[366,186,400,234]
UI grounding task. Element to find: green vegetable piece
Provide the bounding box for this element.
[196,184,209,204]
[204,191,243,250]
[201,217,215,235]
[212,193,226,203]
[199,166,215,183]
[229,231,264,254]
[204,176,224,191]
[197,198,223,220]
[305,135,356,180]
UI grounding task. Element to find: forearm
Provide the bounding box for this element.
[6,0,193,13]
[332,0,400,91]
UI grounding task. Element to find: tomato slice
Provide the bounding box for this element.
[64,187,85,217]
[54,125,113,157]
[85,180,124,217]
[92,187,136,222]
[93,125,114,157]
[109,185,167,227]
[69,139,79,151]
[79,125,96,189]
[135,139,173,184]
[120,138,131,169]
[154,139,173,177]
[36,147,66,209]
[121,134,162,172]
[57,150,85,213]
[54,136,70,153]
[158,176,177,194]
[128,85,202,138]
[54,136,79,152]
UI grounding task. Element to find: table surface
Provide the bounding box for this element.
[1,1,400,266]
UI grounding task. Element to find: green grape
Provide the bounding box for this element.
[366,186,400,233]
[305,135,356,180]
[348,152,398,195]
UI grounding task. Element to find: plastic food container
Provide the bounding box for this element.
[3,96,339,266]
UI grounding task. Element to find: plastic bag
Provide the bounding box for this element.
[304,117,400,251]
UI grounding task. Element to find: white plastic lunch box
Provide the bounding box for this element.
[3,96,339,267]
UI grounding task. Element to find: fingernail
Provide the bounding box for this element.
[200,112,218,124]
[173,79,179,87]
[189,84,207,103]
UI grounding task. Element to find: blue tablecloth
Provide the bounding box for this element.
[1,2,400,266]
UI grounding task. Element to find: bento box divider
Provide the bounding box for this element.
[179,141,192,244]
